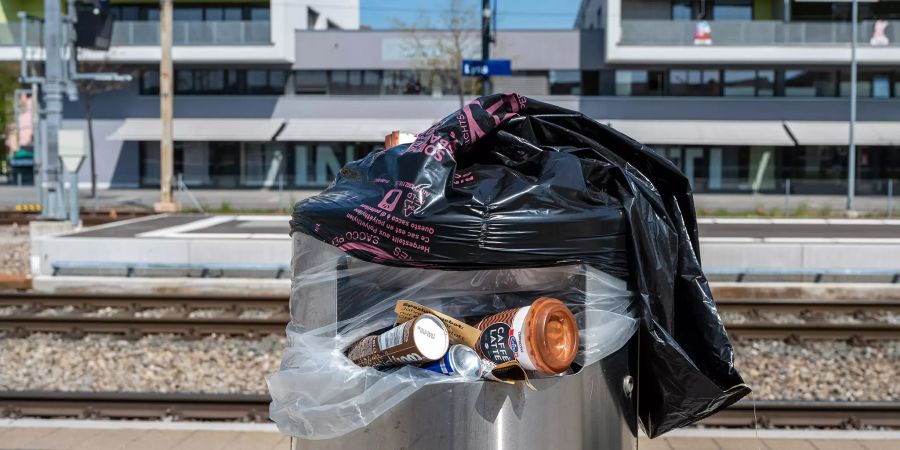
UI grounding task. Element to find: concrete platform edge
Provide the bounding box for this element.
[31,275,291,297]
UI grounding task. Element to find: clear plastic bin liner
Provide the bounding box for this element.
[267,235,639,440]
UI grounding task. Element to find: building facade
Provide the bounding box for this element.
[2,0,898,195]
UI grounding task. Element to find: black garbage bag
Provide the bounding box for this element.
[290,93,750,437]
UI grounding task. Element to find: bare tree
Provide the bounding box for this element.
[76,59,136,197]
[393,0,481,108]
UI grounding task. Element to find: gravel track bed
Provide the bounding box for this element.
[0,225,29,275]
[733,339,899,401]
[1,333,897,401]
[0,333,284,394]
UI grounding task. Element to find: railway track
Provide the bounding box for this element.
[700,400,900,428]
[0,391,270,421]
[716,297,900,341]
[1,390,898,429]
[0,292,288,337]
[0,293,898,339]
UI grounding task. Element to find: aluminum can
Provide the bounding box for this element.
[420,344,483,379]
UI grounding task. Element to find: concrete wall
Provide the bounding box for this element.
[293,30,593,71]
[701,242,900,272]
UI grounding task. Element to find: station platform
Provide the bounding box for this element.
[27,214,900,286]
[1,420,898,450]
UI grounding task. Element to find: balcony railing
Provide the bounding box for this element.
[621,20,900,46]
[111,21,270,46]
[0,21,269,47]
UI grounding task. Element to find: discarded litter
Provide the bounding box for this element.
[268,93,749,440]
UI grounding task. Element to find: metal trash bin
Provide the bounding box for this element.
[274,235,639,450]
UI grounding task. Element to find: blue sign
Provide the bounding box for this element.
[462,59,512,77]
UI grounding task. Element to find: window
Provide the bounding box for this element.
[549,71,581,95]
[873,75,891,98]
[784,70,836,97]
[329,70,381,95]
[295,71,329,94]
[108,6,140,21]
[669,70,720,96]
[250,7,270,21]
[205,8,224,21]
[175,69,194,92]
[757,70,775,96]
[195,69,226,93]
[105,4,270,22]
[614,70,665,96]
[671,0,694,20]
[141,69,160,95]
[224,7,243,21]
[142,68,287,95]
[713,0,753,20]
[839,71,873,98]
[724,70,775,97]
[247,70,286,95]
[894,72,900,99]
[581,71,600,96]
[723,70,755,96]
[382,70,427,95]
[173,8,203,21]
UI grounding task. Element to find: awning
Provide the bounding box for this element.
[606,120,796,146]
[276,118,436,142]
[107,119,285,141]
[784,121,900,146]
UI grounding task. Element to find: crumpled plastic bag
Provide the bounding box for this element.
[267,235,639,439]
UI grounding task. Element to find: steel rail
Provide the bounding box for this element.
[0,391,271,421]
[0,292,289,337]
[700,400,900,428]
[1,293,898,339]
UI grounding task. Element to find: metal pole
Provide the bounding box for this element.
[155,0,179,212]
[783,0,790,22]
[847,0,858,211]
[32,83,43,209]
[481,0,491,96]
[784,178,791,217]
[889,178,894,218]
[41,0,67,220]
[68,169,79,227]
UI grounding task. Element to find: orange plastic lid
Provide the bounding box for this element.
[524,297,579,375]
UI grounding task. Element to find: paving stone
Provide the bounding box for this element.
[859,440,900,450]
[637,436,673,450]
[69,429,148,450]
[127,430,196,450]
[219,431,287,450]
[763,438,817,450]
[0,427,57,449]
[665,437,722,450]
[169,431,243,450]
[712,437,768,450]
[808,439,868,450]
[21,428,102,450]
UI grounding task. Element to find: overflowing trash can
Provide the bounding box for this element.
[268,93,750,449]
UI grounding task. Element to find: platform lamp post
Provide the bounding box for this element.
[846,0,859,212]
[154,0,180,213]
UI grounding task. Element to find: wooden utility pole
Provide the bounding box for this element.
[154,0,180,212]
